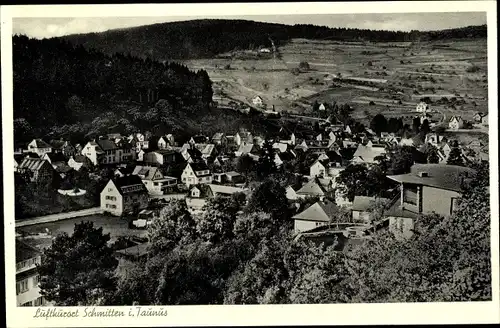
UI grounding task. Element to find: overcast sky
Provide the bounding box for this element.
[13,12,487,39]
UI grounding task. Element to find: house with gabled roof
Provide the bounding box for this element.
[351,144,386,165]
[194,143,217,160]
[49,139,76,158]
[448,116,464,130]
[41,152,68,168]
[144,149,177,166]
[17,158,55,183]
[181,162,213,187]
[27,139,52,157]
[67,155,93,171]
[16,239,47,307]
[211,133,227,145]
[100,175,149,216]
[132,165,177,195]
[292,200,338,233]
[296,179,327,200]
[235,143,257,157]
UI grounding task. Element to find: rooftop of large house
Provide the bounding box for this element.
[189,162,211,174]
[49,139,71,149]
[352,144,386,164]
[97,139,118,151]
[112,175,148,195]
[292,200,338,222]
[16,239,41,263]
[296,179,326,196]
[44,152,68,163]
[387,164,476,193]
[18,157,50,171]
[133,165,162,180]
[208,184,247,196]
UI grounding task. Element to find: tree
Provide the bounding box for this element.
[425,144,440,164]
[312,100,320,112]
[245,179,290,223]
[420,119,430,135]
[147,199,197,253]
[236,155,255,182]
[386,145,415,174]
[447,147,465,166]
[335,164,389,202]
[196,197,239,244]
[369,114,388,135]
[298,61,310,71]
[412,117,421,133]
[38,221,118,306]
[387,117,403,134]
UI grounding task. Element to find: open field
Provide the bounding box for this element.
[177,38,487,123]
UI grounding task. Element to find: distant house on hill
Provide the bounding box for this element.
[415,102,429,113]
[448,116,464,130]
[318,103,326,111]
[251,95,264,107]
[259,48,271,53]
[100,175,149,216]
[27,139,52,157]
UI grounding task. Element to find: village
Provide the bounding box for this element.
[14,96,489,307]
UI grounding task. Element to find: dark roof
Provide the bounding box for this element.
[189,162,210,172]
[44,152,68,163]
[387,164,476,192]
[54,163,73,173]
[16,239,41,263]
[50,139,71,149]
[111,175,148,195]
[73,154,92,164]
[97,139,118,151]
[191,135,208,144]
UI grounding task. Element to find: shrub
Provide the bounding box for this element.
[466,65,480,73]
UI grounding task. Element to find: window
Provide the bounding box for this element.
[105,196,116,201]
[16,279,29,294]
[34,297,45,306]
[108,188,113,192]
[183,178,186,182]
[106,204,117,209]
[403,185,418,206]
[154,182,159,186]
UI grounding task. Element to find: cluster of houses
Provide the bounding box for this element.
[14,99,489,306]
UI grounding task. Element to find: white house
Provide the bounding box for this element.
[27,139,52,157]
[319,103,326,111]
[448,116,464,130]
[181,162,213,187]
[416,102,429,113]
[292,200,337,233]
[100,175,149,216]
[252,95,264,107]
[16,240,48,307]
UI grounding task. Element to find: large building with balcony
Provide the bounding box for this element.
[132,165,177,195]
[385,164,476,238]
[16,240,47,307]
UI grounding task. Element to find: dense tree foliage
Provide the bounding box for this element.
[370,114,388,135]
[38,221,118,305]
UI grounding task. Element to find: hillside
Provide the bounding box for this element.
[13,35,277,146]
[59,19,487,61]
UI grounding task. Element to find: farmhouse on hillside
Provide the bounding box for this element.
[181,162,213,187]
[415,102,429,113]
[251,95,264,107]
[448,116,465,130]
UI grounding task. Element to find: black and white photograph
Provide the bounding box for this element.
[2,1,499,327]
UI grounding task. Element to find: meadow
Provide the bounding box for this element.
[179,38,488,125]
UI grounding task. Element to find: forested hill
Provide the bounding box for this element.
[59,19,487,60]
[13,35,213,145]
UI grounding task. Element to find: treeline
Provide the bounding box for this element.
[13,35,213,145]
[59,19,487,61]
